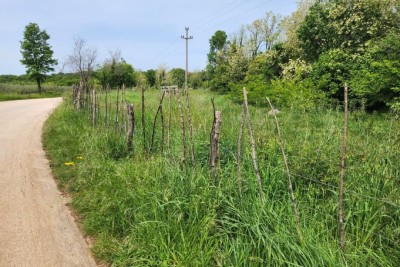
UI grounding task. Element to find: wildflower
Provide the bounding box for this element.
[76,156,84,160]
[64,161,75,166]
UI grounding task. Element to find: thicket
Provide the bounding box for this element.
[43,88,400,266]
[204,0,400,113]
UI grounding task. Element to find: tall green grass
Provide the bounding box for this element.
[43,88,400,266]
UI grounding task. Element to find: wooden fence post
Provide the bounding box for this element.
[237,102,246,195]
[176,90,187,163]
[185,87,196,166]
[210,98,222,178]
[150,92,166,153]
[141,86,146,153]
[126,103,135,153]
[92,89,96,125]
[243,88,264,204]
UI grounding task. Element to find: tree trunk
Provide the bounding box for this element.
[36,78,42,94]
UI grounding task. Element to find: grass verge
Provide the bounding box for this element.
[43,89,400,266]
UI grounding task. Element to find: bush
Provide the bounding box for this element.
[229,76,325,109]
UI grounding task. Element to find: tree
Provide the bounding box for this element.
[20,23,57,93]
[96,59,136,89]
[350,31,400,111]
[206,30,228,91]
[168,68,185,88]
[96,49,136,89]
[207,30,228,69]
[280,0,314,59]
[298,0,400,62]
[145,69,156,87]
[67,37,97,89]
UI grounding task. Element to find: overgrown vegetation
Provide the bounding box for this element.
[204,0,400,113]
[43,89,400,266]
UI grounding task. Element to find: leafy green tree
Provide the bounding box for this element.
[145,69,156,87]
[280,0,314,59]
[206,30,229,91]
[225,43,249,83]
[188,71,204,89]
[310,49,354,100]
[298,0,400,62]
[351,32,400,110]
[96,59,136,89]
[20,23,57,93]
[168,68,185,88]
[207,30,228,72]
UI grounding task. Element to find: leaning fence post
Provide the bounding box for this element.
[339,83,349,249]
[150,92,166,153]
[237,102,246,195]
[243,88,264,204]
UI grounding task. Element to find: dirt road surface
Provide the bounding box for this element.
[0,98,97,267]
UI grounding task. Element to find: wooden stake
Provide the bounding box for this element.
[176,90,187,163]
[167,90,172,153]
[141,87,146,153]
[150,92,166,152]
[115,86,120,133]
[126,103,135,153]
[209,98,222,178]
[339,83,348,249]
[237,102,246,195]
[243,88,264,204]
[185,87,196,166]
[92,89,96,125]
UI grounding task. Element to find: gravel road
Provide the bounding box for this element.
[0,98,97,267]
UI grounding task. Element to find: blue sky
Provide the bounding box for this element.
[0,0,297,75]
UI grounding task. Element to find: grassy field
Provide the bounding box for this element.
[43,88,399,266]
[0,83,69,101]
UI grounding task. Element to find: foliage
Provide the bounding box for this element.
[96,59,137,89]
[188,71,205,89]
[279,0,314,59]
[310,49,354,100]
[298,0,400,62]
[230,77,324,109]
[20,23,58,93]
[280,58,312,81]
[144,69,156,87]
[360,31,400,111]
[168,68,185,88]
[206,30,228,90]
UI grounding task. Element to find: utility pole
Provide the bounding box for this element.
[181,27,193,91]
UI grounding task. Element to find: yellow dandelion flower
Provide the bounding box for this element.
[76,156,84,160]
[64,162,75,166]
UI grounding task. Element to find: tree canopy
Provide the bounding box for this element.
[202,0,400,112]
[20,23,57,92]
